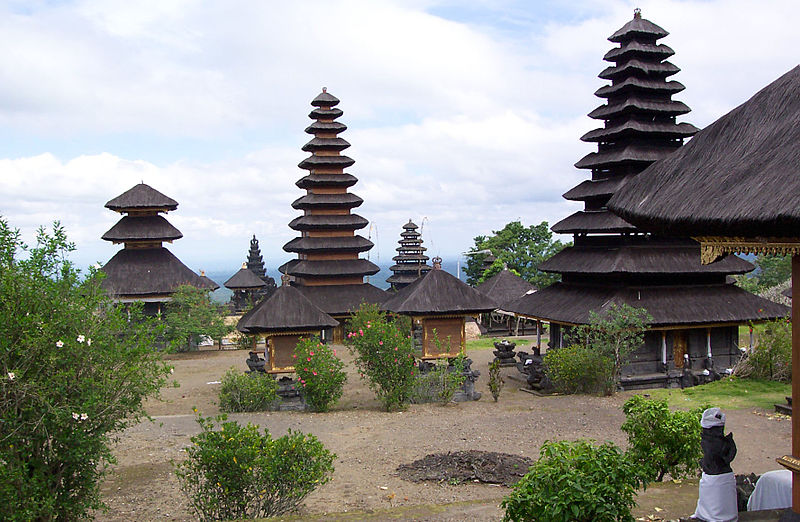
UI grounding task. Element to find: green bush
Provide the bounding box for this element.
[735,318,791,381]
[218,368,279,412]
[0,219,172,520]
[162,285,233,352]
[174,414,335,521]
[412,355,466,405]
[293,336,347,412]
[345,303,417,411]
[543,344,614,395]
[621,395,704,482]
[501,439,643,522]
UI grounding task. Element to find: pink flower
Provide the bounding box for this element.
[302,383,306,387]
[292,354,297,359]
[304,368,308,372]
[394,358,397,363]
[309,351,314,356]
[359,329,363,335]
[312,371,317,376]
[367,324,371,328]
[56,340,64,348]
[333,349,337,356]
[394,347,397,351]
[379,341,383,346]
[307,357,311,362]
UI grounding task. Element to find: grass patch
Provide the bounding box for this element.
[644,377,790,411]
[465,337,501,351]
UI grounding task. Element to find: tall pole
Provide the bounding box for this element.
[793,254,799,513]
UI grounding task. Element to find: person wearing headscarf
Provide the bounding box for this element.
[692,407,737,521]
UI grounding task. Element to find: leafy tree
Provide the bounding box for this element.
[464,220,567,288]
[734,318,792,381]
[0,218,172,520]
[621,395,705,482]
[501,439,644,522]
[162,284,233,352]
[735,254,791,292]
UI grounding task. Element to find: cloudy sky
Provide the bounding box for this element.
[2,0,798,276]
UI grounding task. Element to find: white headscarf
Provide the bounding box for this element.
[701,407,726,428]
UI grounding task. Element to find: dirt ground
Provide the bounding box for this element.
[96,343,792,521]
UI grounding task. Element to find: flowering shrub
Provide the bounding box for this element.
[174,413,335,521]
[345,304,417,411]
[293,336,347,412]
[0,219,172,520]
[218,368,279,412]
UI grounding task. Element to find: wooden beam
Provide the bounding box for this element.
[793,254,799,513]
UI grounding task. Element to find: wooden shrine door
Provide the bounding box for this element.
[673,331,688,368]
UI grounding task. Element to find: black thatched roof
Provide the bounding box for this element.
[574,143,681,169]
[279,258,380,278]
[475,270,536,309]
[305,121,347,134]
[296,173,357,189]
[783,287,793,300]
[551,210,637,234]
[288,214,369,231]
[311,89,339,107]
[608,66,800,238]
[301,137,350,152]
[387,220,431,290]
[540,242,754,275]
[237,284,338,334]
[101,215,183,243]
[224,266,268,290]
[291,192,363,210]
[247,235,266,277]
[505,282,788,327]
[105,183,178,212]
[298,154,355,170]
[101,247,217,297]
[603,41,674,61]
[563,178,623,201]
[382,268,497,315]
[580,120,697,143]
[296,283,387,316]
[608,12,668,43]
[283,236,373,254]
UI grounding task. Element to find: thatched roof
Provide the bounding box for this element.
[101,215,183,243]
[382,268,497,315]
[505,282,788,327]
[608,13,668,43]
[105,183,178,212]
[296,173,357,189]
[237,284,338,333]
[279,259,380,278]
[289,214,369,231]
[224,266,268,290]
[783,287,793,300]
[291,193,363,210]
[540,240,753,275]
[101,247,217,297]
[475,270,536,309]
[296,283,387,316]
[608,66,800,238]
[283,236,373,253]
[551,210,636,234]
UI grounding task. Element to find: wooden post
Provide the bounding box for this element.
[706,328,712,358]
[793,254,799,513]
[536,320,541,350]
[661,331,667,366]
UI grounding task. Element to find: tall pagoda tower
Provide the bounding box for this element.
[387,220,432,291]
[246,234,276,295]
[280,89,385,336]
[100,183,217,315]
[507,11,784,388]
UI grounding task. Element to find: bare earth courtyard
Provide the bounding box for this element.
[97,345,791,521]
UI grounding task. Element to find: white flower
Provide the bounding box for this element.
[56,340,64,348]
[92,263,101,269]
[7,372,14,380]
[72,412,80,420]
[170,368,174,374]
[80,413,88,421]
[76,335,85,344]
[87,338,92,346]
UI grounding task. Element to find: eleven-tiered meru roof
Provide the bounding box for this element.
[506,10,785,327]
[387,220,432,290]
[279,89,380,287]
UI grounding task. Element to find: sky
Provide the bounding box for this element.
[1,0,798,277]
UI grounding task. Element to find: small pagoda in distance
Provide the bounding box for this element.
[386,220,432,291]
[246,235,277,294]
[100,183,217,315]
[280,88,385,340]
[506,10,787,388]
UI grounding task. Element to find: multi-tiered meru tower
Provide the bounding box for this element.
[387,220,432,291]
[279,89,385,336]
[100,183,217,315]
[507,10,785,388]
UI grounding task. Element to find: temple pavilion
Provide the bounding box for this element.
[277,89,385,340]
[386,220,432,291]
[506,11,787,388]
[100,183,217,315]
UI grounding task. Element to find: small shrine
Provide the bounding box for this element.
[383,257,497,358]
[386,220,432,291]
[224,263,268,312]
[100,183,217,315]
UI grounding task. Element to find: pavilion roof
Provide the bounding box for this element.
[105,183,178,212]
[475,269,536,309]
[382,268,497,315]
[237,284,338,333]
[224,266,268,290]
[101,247,218,297]
[608,66,800,238]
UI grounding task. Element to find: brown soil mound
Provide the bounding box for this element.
[397,450,533,486]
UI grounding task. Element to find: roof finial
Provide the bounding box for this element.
[322,86,327,93]
[281,274,291,286]
[241,262,247,269]
[633,7,641,18]
[432,256,442,269]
